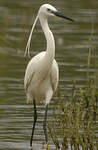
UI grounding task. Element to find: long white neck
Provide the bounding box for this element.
[39,15,55,68]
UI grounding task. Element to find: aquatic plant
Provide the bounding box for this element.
[48,81,98,150]
[48,35,98,150]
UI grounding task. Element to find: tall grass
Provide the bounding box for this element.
[48,34,98,150]
[48,82,98,150]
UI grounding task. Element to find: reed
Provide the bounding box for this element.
[48,81,98,150]
[48,36,98,150]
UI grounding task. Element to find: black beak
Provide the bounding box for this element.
[52,11,74,22]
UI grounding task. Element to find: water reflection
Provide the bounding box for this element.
[0,0,98,149]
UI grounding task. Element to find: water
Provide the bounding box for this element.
[0,0,98,149]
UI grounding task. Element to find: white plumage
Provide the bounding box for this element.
[24,51,59,104]
[24,4,59,105]
[24,4,73,148]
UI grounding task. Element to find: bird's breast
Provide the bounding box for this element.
[29,72,52,102]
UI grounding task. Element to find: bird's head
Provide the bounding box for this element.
[24,4,74,57]
[38,4,57,17]
[38,4,74,21]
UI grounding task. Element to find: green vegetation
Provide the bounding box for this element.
[48,81,98,150]
[48,39,98,149]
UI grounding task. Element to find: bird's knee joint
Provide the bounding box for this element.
[35,113,37,121]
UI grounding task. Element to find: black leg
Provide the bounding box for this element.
[30,99,37,148]
[43,104,48,143]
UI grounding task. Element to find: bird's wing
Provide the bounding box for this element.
[24,51,46,91]
[24,61,35,91]
[50,59,59,92]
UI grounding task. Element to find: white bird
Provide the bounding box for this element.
[24,4,74,149]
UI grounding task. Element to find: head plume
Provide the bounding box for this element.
[24,14,39,57]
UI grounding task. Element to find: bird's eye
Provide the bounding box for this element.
[47,8,51,12]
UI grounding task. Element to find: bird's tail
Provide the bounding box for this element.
[26,93,33,104]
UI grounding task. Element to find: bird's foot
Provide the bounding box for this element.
[41,142,51,150]
[46,143,51,150]
[29,145,33,150]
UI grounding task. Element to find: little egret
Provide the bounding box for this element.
[24,4,74,148]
